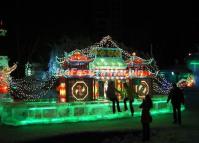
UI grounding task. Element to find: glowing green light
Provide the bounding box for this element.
[190,62,199,65]
[90,57,127,69]
[0,96,184,126]
[0,29,7,37]
[188,61,199,66]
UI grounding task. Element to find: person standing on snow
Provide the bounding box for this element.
[167,83,185,125]
[139,94,153,141]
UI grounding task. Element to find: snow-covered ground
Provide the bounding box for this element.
[101,110,199,143]
[101,88,199,143]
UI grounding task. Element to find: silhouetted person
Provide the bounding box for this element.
[123,82,135,116]
[167,83,185,125]
[106,81,121,113]
[139,94,153,141]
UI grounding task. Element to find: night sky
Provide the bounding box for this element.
[0,1,198,71]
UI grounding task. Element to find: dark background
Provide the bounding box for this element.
[0,0,198,75]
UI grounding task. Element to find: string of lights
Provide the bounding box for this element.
[47,35,172,98]
[143,61,172,95]
[10,74,57,101]
[151,70,172,95]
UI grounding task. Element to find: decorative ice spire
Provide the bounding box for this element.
[25,62,32,76]
[0,19,7,37]
[98,35,119,48]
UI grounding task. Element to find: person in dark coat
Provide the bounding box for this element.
[123,82,135,116]
[167,83,185,125]
[139,94,153,141]
[106,80,121,113]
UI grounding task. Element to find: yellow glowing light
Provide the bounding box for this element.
[132,52,136,56]
[136,80,149,99]
[72,81,88,101]
[60,83,65,88]
[60,89,66,96]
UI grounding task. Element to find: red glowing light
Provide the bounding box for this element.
[69,51,93,62]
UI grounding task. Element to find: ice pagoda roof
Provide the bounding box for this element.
[67,50,93,63]
[126,56,153,66]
